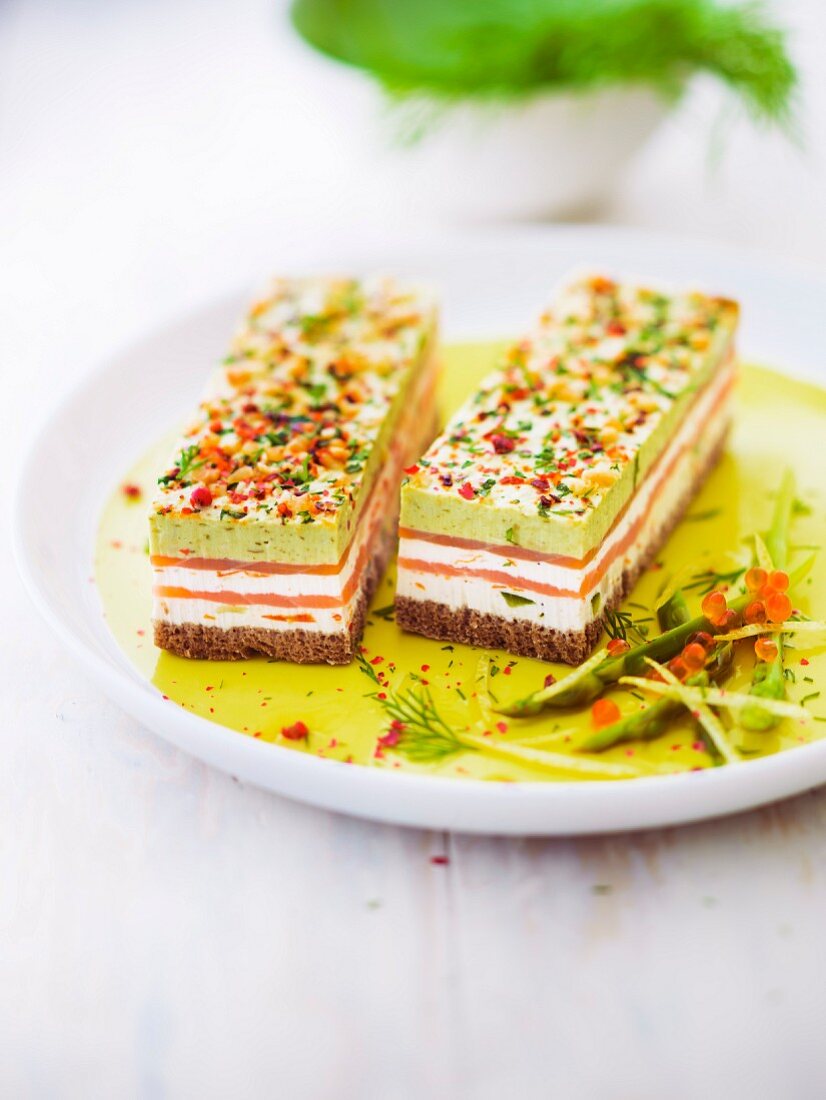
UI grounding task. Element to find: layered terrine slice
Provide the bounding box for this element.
[150,276,439,663]
[396,273,738,665]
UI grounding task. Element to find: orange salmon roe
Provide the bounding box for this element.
[701,590,728,625]
[668,657,689,681]
[682,643,707,673]
[768,570,789,592]
[744,600,767,625]
[766,592,792,623]
[755,637,779,662]
[717,609,743,633]
[745,567,768,592]
[591,698,622,729]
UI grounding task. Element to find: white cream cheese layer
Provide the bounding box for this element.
[397,364,734,632]
[154,593,361,635]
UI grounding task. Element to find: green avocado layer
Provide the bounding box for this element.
[401,321,734,561]
[150,344,434,565]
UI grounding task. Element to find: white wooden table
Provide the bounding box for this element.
[2,1,826,1096]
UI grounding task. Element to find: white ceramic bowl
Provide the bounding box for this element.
[376,87,670,221]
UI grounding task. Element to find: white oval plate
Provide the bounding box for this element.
[13,226,826,834]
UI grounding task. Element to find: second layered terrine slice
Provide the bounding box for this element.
[396,273,739,664]
[150,276,438,663]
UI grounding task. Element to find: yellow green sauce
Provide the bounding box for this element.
[95,343,826,782]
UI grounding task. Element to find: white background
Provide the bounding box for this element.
[2,1,826,1096]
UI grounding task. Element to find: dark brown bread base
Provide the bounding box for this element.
[154,524,394,665]
[396,430,728,665]
[396,597,603,666]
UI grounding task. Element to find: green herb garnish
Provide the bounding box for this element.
[292,0,796,138]
[501,592,535,608]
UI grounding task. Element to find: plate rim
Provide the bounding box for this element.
[13,224,826,835]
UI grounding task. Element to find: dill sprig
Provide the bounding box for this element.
[604,608,652,645]
[356,650,382,687]
[292,0,797,132]
[379,686,466,763]
[357,652,463,760]
[684,566,747,595]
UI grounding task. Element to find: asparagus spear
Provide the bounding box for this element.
[495,597,749,716]
[740,469,795,733]
[580,695,682,751]
[764,468,795,569]
[580,644,733,752]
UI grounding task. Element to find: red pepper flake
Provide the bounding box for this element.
[281,721,309,741]
[489,433,515,454]
[801,658,810,666]
[430,855,449,866]
[459,482,476,500]
[500,475,526,486]
[420,664,430,672]
[403,464,420,475]
[543,673,556,689]
[122,483,142,501]
[370,655,384,666]
[496,721,508,734]
[378,728,401,748]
